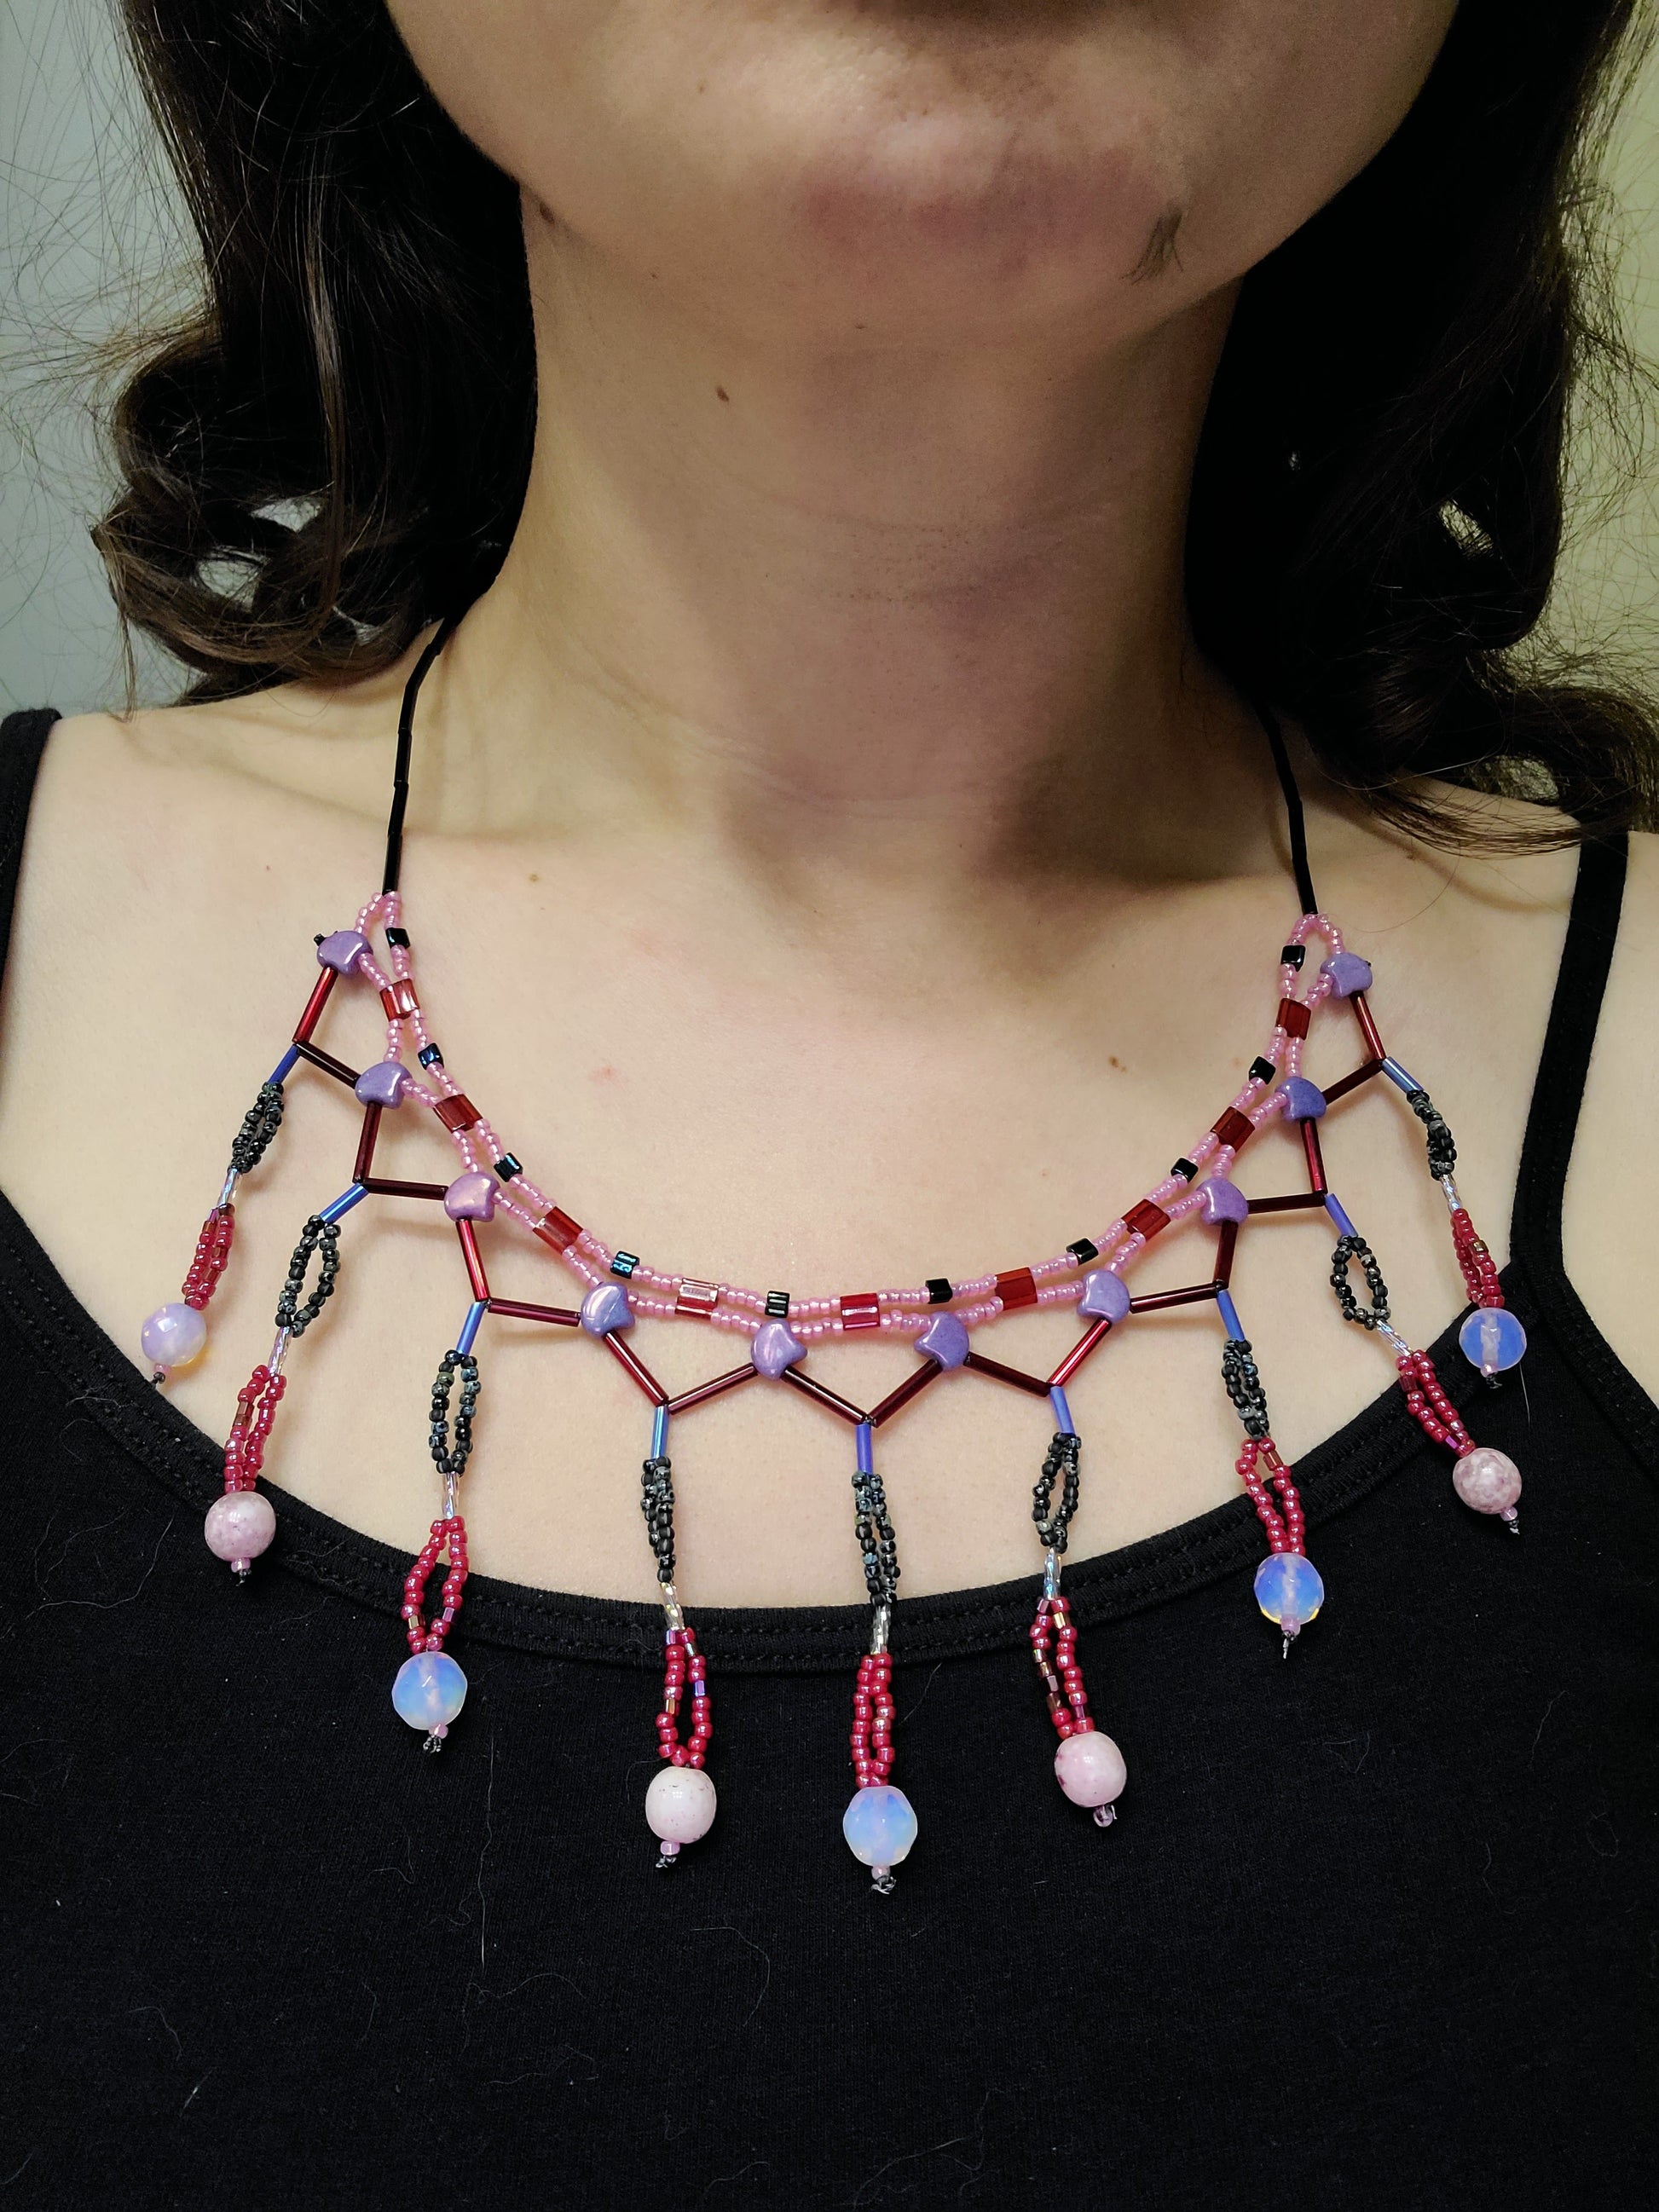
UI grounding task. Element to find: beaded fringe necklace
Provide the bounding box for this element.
[144,620,1527,1890]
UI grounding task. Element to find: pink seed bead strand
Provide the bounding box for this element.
[338,899,1359,1344]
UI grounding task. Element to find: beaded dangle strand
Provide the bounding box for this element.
[1030,1384,1128,1822]
[638,1401,719,1868]
[145,621,1530,1881]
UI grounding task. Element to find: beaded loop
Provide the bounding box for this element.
[1330,1233,1390,1331]
[1222,1337,1272,1441]
[428,1349,481,1480]
[852,1459,899,1608]
[1032,1431,1082,1554]
[275,1216,342,1337]
[228,1079,286,1176]
[1407,1088,1458,1180]
[640,1455,675,1585]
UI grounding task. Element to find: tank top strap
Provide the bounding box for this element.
[0,709,60,1000]
[1509,832,1628,1273]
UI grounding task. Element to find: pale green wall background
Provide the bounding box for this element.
[3,1,1659,714]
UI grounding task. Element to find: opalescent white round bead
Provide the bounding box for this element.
[841,1783,918,1868]
[1055,1730,1127,1810]
[1253,1551,1325,1628]
[645,1764,717,1845]
[1458,1308,1528,1375]
[141,1302,207,1372]
[1452,1447,1523,1514]
[204,1491,276,1564]
[391,1650,468,1730]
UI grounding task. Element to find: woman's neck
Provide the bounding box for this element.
[424,213,1286,914]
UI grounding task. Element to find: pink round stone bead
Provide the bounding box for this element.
[1452,1447,1523,1515]
[204,1490,277,1564]
[1055,1730,1127,1810]
[645,1764,717,1845]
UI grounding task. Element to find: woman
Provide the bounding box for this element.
[1,0,1654,2202]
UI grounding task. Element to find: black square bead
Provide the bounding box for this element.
[1250,1056,1277,1084]
[611,1251,639,1279]
[1066,1239,1099,1266]
[418,1043,444,1068]
[386,926,411,949]
[494,1154,522,1181]
[1171,1158,1198,1181]
[926,1278,954,1305]
[1280,944,1305,970]
[765,1290,790,1318]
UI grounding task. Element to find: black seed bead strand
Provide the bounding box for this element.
[429,1350,481,1480]
[228,1081,286,1176]
[853,1467,899,1609]
[1222,1336,1272,1440]
[640,1457,676,1584]
[275,1217,342,1337]
[1330,1233,1391,1330]
[1407,1089,1458,1181]
[1032,1431,1082,1554]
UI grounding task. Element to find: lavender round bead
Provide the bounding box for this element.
[1078,1269,1131,1325]
[1280,1076,1327,1121]
[315,928,369,973]
[355,1060,413,1109]
[1198,1175,1250,1226]
[1321,951,1374,997]
[141,1301,207,1372]
[916,1312,969,1369]
[580,1281,634,1337]
[391,1650,467,1730]
[750,1319,806,1377]
[842,1784,918,1869]
[443,1172,496,1222]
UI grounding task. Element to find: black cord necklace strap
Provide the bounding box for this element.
[1248,694,1319,916]
[382,619,1320,918]
[382,611,466,895]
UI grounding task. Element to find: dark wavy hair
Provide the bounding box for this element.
[98,0,1659,841]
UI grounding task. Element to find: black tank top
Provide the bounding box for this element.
[0,706,1653,2209]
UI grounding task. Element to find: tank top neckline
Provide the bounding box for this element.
[0,705,1645,1671]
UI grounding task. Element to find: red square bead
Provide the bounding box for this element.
[434,1094,481,1132]
[1212,1107,1253,1151]
[1277,997,1310,1040]
[380,978,419,1020]
[841,1292,882,1331]
[534,1208,582,1253]
[995,1268,1038,1312]
[676,1279,720,1317]
[1124,1198,1171,1240]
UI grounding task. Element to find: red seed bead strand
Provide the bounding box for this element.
[1030,1593,1095,1741]
[1396,1349,1474,1457]
[1236,1436,1307,1556]
[222,1363,286,1495]
[182,1204,236,1311]
[402,1516,469,1655]
[656,1626,713,1769]
[850,1651,895,1788]
[1448,1208,1505,1311]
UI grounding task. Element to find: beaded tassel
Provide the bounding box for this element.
[841,1423,916,1892]
[1397,1349,1523,1531]
[1029,1392,1126,1824]
[1397,1078,1529,1383]
[392,1344,479,1747]
[1220,1311,1324,1651]
[639,1429,718,1867]
[142,1077,287,1380]
[1322,1196,1524,1533]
